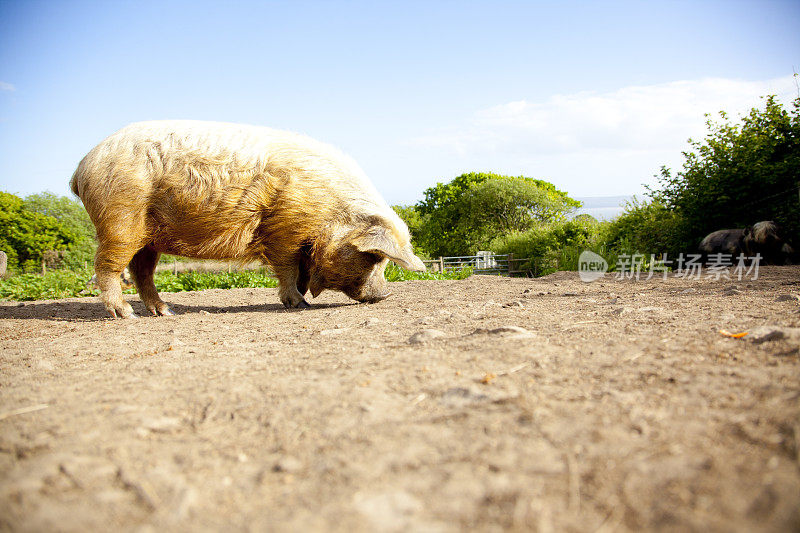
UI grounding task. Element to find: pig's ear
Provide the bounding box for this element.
[353,226,426,272]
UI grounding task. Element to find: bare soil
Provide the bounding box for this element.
[1,267,799,532]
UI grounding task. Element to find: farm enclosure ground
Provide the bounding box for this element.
[1,267,799,531]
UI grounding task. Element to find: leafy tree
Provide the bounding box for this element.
[23,192,96,268]
[414,172,580,256]
[0,192,77,271]
[650,95,800,252]
[392,205,427,256]
[23,192,94,238]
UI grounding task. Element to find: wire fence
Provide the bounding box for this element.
[423,252,532,277]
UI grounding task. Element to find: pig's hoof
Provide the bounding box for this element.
[282,295,310,309]
[151,305,174,316]
[107,306,138,319]
[110,310,137,319]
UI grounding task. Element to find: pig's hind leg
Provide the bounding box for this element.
[95,242,140,318]
[129,245,174,316]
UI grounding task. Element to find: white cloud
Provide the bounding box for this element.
[0,81,15,92]
[405,76,798,196]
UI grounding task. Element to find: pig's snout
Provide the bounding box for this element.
[356,289,392,303]
[349,268,391,303]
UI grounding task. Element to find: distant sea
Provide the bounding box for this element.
[572,196,632,221]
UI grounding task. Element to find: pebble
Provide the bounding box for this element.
[471,325,534,338]
[140,416,181,433]
[273,456,303,473]
[439,387,489,407]
[408,329,446,344]
[747,326,800,344]
[320,327,351,336]
[775,294,800,302]
[487,325,531,335]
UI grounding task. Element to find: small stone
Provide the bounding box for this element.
[199,310,211,315]
[612,306,634,315]
[470,325,534,338]
[141,416,181,433]
[775,294,800,302]
[408,329,446,344]
[502,300,524,308]
[680,288,696,294]
[273,456,303,473]
[748,326,800,344]
[440,387,489,407]
[320,327,352,336]
[487,325,531,335]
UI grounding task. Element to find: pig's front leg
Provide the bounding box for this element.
[276,262,310,308]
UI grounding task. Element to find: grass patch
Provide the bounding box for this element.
[385,262,473,281]
[0,263,473,301]
[0,269,94,301]
[154,270,280,292]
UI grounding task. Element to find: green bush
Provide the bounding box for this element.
[490,218,600,276]
[601,197,685,257]
[652,95,800,248]
[0,192,78,273]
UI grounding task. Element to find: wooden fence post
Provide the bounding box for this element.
[507,253,514,276]
[439,257,444,273]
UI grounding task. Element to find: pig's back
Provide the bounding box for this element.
[73,120,386,212]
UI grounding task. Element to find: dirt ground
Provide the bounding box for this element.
[1,266,799,532]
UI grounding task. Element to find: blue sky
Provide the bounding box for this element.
[1,0,798,206]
